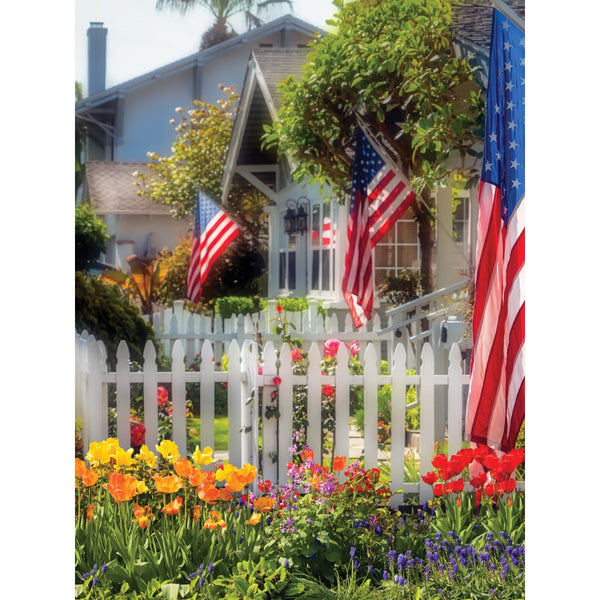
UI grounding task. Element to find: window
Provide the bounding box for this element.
[310,201,336,293]
[373,206,420,287]
[279,223,296,291]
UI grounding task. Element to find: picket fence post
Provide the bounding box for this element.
[334,343,350,463]
[116,341,131,450]
[447,344,465,458]
[261,342,278,484]
[227,340,242,467]
[278,343,294,484]
[419,343,435,503]
[199,340,215,452]
[171,340,187,454]
[390,343,408,506]
[363,343,379,471]
[306,343,322,464]
[143,341,159,454]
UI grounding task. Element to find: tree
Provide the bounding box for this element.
[135,86,268,308]
[264,0,485,293]
[75,203,108,272]
[156,0,293,49]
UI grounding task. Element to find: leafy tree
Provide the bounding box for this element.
[135,86,268,308]
[75,272,158,369]
[156,0,293,49]
[75,203,108,272]
[264,0,485,292]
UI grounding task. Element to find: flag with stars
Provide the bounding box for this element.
[342,124,416,328]
[465,9,525,452]
[187,191,240,303]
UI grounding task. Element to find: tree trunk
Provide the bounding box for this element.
[414,188,436,295]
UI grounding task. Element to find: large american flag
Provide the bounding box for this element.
[342,124,416,328]
[465,9,525,452]
[187,191,240,303]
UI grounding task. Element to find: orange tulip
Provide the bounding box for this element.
[75,458,87,478]
[188,468,214,487]
[197,481,221,504]
[107,471,138,503]
[161,497,184,515]
[153,475,183,494]
[203,510,227,530]
[133,503,154,530]
[174,458,193,478]
[81,468,99,487]
[245,512,262,526]
[86,504,94,522]
[225,471,247,493]
[253,496,275,513]
[332,456,347,471]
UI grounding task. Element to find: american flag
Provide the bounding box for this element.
[342,124,416,328]
[187,191,240,303]
[465,9,525,452]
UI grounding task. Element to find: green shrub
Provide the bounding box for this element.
[75,203,108,272]
[276,297,309,312]
[215,296,267,319]
[75,272,158,369]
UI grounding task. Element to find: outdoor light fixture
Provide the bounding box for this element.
[283,197,310,235]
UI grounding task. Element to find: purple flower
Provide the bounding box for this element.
[350,547,356,559]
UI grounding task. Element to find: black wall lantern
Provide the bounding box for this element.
[283,197,310,235]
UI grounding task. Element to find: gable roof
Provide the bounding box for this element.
[84,161,172,216]
[221,47,310,200]
[76,14,324,112]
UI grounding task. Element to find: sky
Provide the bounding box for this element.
[75,0,339,93]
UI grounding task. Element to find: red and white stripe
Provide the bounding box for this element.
[465,181,525,451]
[187,211,240,303]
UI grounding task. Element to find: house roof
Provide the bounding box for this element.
[84,161,172,215]
[75,14,324,112]
[221,47,310,200]
[451,1,525,50]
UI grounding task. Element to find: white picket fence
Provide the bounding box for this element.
[76,330,473,504]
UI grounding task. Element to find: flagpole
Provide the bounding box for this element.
[492,0,525,31]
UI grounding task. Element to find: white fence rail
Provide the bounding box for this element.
[76,331,472,504]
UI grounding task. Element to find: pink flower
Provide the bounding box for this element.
[291,348,303,362]
[324,339,341,358]
[348,341,360,357]
[258,363,264,375]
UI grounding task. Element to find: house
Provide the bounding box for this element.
[221,48,473,318]
[220,0,525,322]
[76,15,324,265]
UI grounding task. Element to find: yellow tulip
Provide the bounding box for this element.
[192,445,215,466]
[137,445,158,469]
[156,440,180,463]
[245,512,262,526]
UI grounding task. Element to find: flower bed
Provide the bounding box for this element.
[75,435,524,599]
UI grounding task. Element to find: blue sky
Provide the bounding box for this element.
[75,0,338,92]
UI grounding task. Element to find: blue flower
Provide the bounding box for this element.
[350,547,356,559]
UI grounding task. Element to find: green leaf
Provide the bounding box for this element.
[160,583,181,600]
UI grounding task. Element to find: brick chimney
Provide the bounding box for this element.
[87,22,107,96]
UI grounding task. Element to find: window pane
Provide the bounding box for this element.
[312,250,319,290]
[288,251,296,289]
[279,253,286,289]
[322,250,330,290]
[312,204,321,247]
[397,246,419,268]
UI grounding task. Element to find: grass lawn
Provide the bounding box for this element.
[186,416,229,453]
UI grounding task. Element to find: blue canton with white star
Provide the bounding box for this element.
[350,128,385,213]
[194,190,220,237]
[481,11,525,226]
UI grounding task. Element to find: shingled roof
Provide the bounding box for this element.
[451,1,525,50]
[84,161,171,215]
